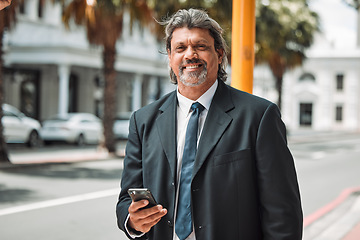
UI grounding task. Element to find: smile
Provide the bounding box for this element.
[184,64,202,69]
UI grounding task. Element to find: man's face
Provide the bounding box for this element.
[168,27,223,88]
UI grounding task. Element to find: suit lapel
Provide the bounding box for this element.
[193,81,234,179]
[156,92,178,182]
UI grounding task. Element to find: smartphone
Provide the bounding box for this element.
[127,188,158,208]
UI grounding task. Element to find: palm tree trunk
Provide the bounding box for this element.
[357,7,360,48]
[275,75,283,111]
[102,45,116,153]
[0,27,11,164]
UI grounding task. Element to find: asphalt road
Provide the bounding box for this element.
[0,132,359,239]
[289,132,360,216]
[0,159,128,240]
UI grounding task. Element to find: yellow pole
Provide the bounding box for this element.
[230,0,256,94]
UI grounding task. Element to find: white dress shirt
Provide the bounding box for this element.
[174,80,218,240]
[126,80,218,239]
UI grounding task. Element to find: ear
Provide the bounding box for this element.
[167,49,171,68]
[167,49,172,63]
[217,49,224,64]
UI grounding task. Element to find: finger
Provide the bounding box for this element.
[134,208,168,233]
[128,207,167,233]
[130,203,164,218]
[142,205,167,219]
[129,200,149,213]
[141,218,163,233]
[137,207,167,225]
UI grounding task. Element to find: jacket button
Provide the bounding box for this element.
[167,220,173,227]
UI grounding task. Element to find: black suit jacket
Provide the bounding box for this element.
[116,80,303,240]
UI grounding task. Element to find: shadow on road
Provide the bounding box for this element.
[1,164,123,180]
[0,184,39,203]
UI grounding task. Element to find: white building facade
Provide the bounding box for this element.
[3,0,174,121]
[253,40,360,132]
[282,49,360,132]
[3,1,360,132]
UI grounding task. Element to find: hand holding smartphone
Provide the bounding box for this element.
[127,188,166,233]
[127,188,158,209]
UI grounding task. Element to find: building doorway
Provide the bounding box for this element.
[68,74,79,113]
[19,70,40,120]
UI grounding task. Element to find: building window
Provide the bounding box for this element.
[299,103,313,126]
[336,105,343,122]
[299,73,316,82]
[336,74,344,91]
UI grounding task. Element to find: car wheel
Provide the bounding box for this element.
[27,130,40,148]
[76,134,85,146]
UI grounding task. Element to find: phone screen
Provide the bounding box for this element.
[128,188,158,208]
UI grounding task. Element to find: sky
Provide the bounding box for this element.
[309,0,358,49]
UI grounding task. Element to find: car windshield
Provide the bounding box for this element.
[47,114,98,122]
[2,104,25,117]
[48,114,79,122]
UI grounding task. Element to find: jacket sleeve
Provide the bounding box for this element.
[116,112,147,240]
[255,103,303,239]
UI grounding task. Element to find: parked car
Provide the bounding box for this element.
[113,112,131,140]
[1,104,42,147]
[40,113,103,146]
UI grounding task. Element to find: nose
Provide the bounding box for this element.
[184,46,198,59]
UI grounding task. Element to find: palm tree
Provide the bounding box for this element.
[342,0,360,47]
[62,0,153,154]
[0,0,20,164]
[255,0,319,109]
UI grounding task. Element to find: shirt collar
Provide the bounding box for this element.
[177,80,218,116]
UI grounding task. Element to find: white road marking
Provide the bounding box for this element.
[312,151,326,159]
[0,188,119,216]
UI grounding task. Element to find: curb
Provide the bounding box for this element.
[303,186,360,240]
[0,150,125,170]
[304,186,360,227]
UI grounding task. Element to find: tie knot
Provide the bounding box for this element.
[191,102,205,113]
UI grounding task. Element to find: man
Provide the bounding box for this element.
[116,8,303,240]
[0,0,11,10]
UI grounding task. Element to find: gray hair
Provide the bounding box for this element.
[160,9,228,84]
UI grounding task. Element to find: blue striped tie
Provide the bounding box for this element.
[176,102,205,240]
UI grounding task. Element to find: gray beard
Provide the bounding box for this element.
[179,65,208,87]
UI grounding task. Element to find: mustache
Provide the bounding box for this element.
[179,59,206,68]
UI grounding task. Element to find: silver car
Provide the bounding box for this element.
[113,112,131,140]
[40,113,103,146]
[2,104,42,147]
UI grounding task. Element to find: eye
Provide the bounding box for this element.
[175,45,186,52]
[196,44,208,50]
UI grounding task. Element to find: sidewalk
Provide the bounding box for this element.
[288,130,360,144]
[8,147,125,165]
[1,142,126,168]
